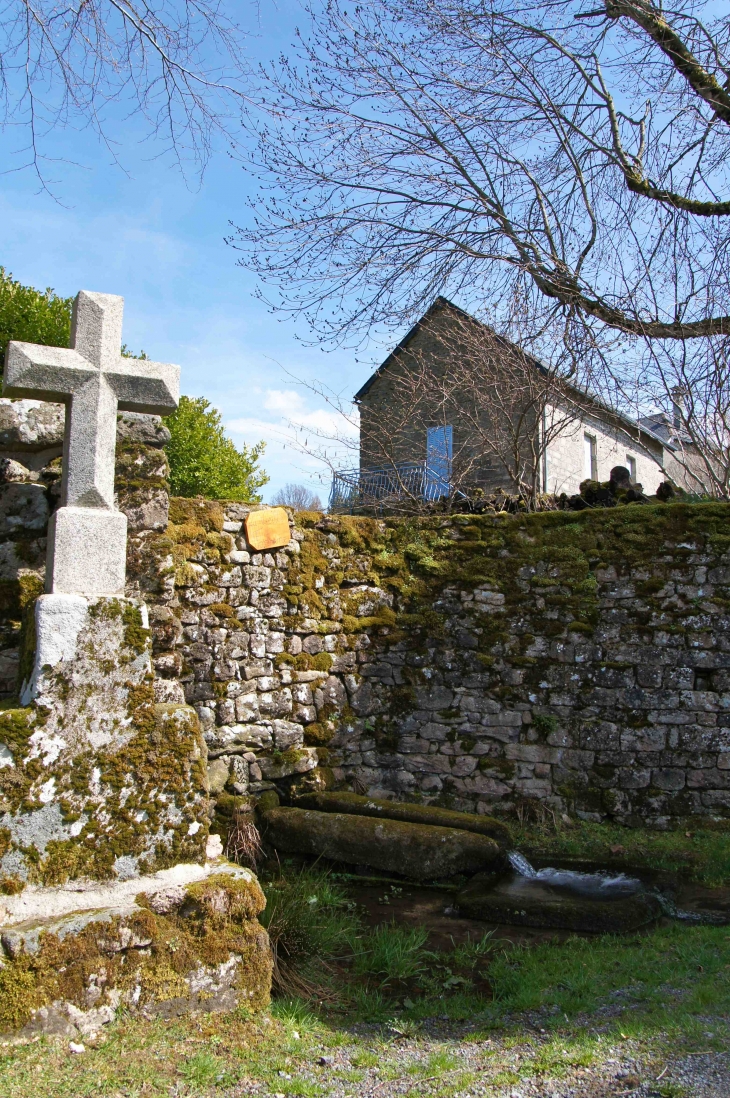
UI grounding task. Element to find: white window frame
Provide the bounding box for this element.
[626,454,636,480]
[584,433,598,480]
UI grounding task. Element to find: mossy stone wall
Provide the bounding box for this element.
[143,501,730,830]
[3,413,728,835]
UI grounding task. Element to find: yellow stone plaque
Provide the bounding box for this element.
[244,507,291,551]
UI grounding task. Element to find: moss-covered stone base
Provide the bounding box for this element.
[0,862,271,1038]
[0,595,209,887]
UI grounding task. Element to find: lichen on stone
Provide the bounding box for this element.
[0,871,271,1035]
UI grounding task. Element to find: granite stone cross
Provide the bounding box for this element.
[3,291,180,595]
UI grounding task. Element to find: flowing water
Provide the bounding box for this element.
[507,850,643,898]
[506,851,537,878]
[507,850,724,922]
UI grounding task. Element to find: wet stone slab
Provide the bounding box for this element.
[456,868,663,932]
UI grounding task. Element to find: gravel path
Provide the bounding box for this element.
[244,1020,730,1098]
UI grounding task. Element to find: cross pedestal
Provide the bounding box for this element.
[4,291,179,596]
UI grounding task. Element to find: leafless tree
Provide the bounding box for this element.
[1,0,251,186]
[638,341,730,497]
[271,482,323,511]
[233,0,730,496]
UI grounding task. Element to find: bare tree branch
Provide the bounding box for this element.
[0,0,251,186]
[232,0,730,495]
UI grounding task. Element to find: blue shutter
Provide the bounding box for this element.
[426,426,453,499]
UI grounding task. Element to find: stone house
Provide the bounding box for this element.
[331,298,695,509]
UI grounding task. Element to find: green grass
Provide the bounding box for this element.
[350,923,429,984]
[489,923,730,1035]
[259,864,361,993]
[179,1050,230,1090]
[0,865,728,1096]
[513,817,730,886]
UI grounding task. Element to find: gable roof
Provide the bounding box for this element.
[354,297,672,453]
[354,297,475,401]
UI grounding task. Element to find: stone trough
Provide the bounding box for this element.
[456,854,662,933]
[260,793,662,932]
[260,805,502,880]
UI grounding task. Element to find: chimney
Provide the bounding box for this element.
[671,386,686,429]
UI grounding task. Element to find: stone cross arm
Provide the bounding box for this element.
[4,343,179,416]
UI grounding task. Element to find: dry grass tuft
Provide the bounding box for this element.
[225,807,263,869]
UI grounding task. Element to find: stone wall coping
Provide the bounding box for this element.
[0,859,253,928]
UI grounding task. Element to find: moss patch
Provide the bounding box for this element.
[168,498,225,533]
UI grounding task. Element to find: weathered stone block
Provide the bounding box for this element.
[651,767,686,791]
[0,863,271,1036]
[620,726,667,752]
[258,747,318,779]
[46,506,127,595]
[687,767,730,789]
[207,758,230,795]
[0,482,49,537]
[261,806,500,879]
[271,719,304,750]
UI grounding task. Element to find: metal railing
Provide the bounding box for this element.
[329,462,450,513]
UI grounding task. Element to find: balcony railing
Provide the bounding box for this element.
[329,461,450,513]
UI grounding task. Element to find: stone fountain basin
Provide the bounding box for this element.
[456,867,663,933]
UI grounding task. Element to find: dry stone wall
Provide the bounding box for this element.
[2,406,729,833]
[138,501,730,831]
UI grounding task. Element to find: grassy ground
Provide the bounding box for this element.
[1,862,729,1097]
[0,921,727,1096]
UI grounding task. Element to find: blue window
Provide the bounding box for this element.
[426,425,453,498]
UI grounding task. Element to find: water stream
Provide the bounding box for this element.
[507,851,642,898]
[507,850,723,923]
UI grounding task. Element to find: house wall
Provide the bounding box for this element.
[359,310,536,494]
[544,404,666,496]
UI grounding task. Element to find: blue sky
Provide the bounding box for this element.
[0,1,372,504]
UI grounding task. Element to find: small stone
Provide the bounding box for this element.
[0,456,33,482]
[207,759,230,795]
[0,482,48,537]
[206,833,224,860]
[116,411,170,448]
[147,885,187,915]
[0,396,64,449]
[68,1042,86,1054]
[318,1056,334,1066]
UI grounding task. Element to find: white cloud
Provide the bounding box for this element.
[262,389,306,416]
[226,387,359,504]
